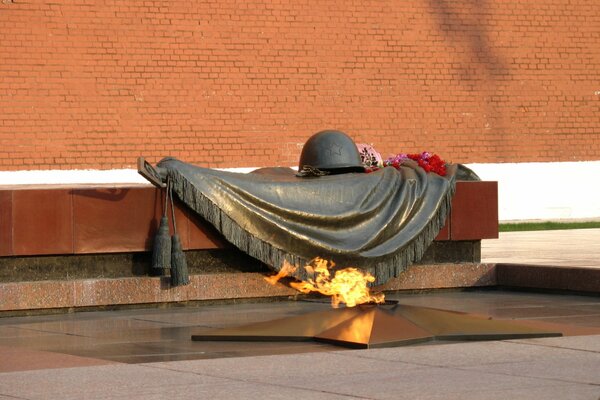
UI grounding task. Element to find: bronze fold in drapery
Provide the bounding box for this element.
[158,158,457,285]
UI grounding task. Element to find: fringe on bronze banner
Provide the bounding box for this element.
[166,167,455,286]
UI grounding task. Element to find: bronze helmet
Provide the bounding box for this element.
[298,130,365,175]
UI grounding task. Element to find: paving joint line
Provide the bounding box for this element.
[506,339,600,354]
[140,362,373,399]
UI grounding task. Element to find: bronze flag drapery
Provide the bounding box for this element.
[159,158,457,285]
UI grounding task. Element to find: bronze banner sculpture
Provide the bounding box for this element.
[154,156,456,286]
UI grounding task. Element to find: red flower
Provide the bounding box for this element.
[386,152,447,176]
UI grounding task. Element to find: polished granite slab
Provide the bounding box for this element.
[0,289,599,368]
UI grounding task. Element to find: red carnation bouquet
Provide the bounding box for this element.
[389,152,447,176]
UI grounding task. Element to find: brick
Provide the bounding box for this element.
[0,1,599,170]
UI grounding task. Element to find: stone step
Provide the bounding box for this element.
[0,263,497,314]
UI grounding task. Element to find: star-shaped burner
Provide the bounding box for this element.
[192,303,562,349]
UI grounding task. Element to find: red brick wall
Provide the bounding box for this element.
[1,0,599,170]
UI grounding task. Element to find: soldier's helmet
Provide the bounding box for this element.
[298,130,365,175]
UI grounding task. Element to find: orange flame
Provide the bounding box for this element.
[263,261,297,285]
[265,257,385,308]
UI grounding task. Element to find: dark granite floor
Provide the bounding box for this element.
[0,289,599,368]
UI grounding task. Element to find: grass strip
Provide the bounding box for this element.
[499,221,600,232]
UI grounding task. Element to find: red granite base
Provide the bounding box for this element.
[0,181,498,257]
[377,263,497,291]
[0,273,297,312]
[496,264,600,293]
[3,263,596,314]
[1,263,497,313]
